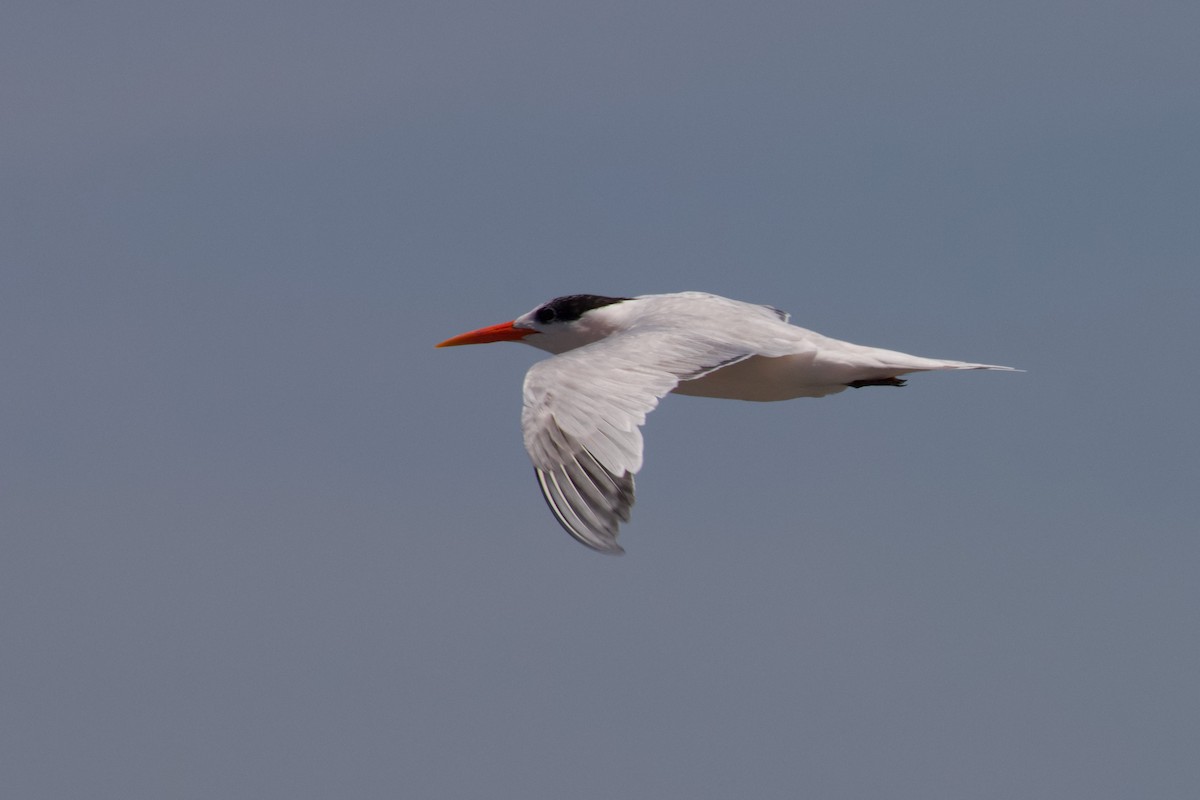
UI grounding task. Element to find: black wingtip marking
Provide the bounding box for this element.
[534,467,627,555]
[847,377,907,388]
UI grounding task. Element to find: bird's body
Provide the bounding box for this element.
[437,291,1016,554]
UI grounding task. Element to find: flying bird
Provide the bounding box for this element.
[436,292,1016,554]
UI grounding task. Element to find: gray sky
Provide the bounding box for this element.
[3,2,1198,798]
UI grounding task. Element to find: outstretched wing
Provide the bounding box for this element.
[521,329,761,554]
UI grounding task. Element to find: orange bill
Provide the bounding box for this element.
[436,321,535,347]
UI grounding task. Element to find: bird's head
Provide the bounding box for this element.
[436,294,634,354]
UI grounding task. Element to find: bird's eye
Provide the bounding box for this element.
[535,307,557,324]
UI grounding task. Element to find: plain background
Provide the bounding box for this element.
[3,2,1197,798]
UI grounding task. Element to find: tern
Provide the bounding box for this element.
[437,291,1016,554]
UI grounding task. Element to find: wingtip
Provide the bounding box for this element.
[571,535,626,556]
[535,466,630,556]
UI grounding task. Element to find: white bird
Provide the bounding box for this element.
[437,292,1016,554]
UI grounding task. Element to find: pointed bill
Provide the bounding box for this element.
[436,321,534,348]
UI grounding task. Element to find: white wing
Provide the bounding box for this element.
[521,326,785,554]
